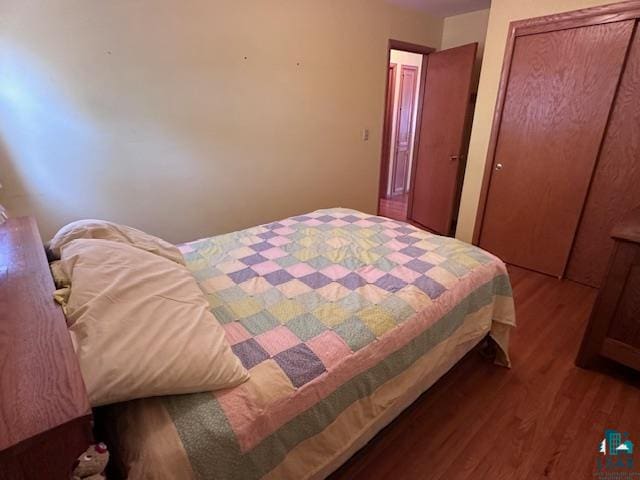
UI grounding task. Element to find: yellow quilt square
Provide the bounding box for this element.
[396,285,432,311]
[293,248,317,262]
[356,284,388,305]
[313,303,350,327]
[268,299,305,322]
[228,297,262,318]
[359,306,396,337]
[228,246,256,259]
[200,275,235,293]
[427,266,458,289]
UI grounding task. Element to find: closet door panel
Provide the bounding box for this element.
[479,20,634,277]
[567,25,640,287]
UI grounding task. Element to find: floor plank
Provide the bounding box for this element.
[329,266,640,480]
[379,194,408,222]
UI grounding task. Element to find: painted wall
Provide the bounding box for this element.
[387,49,423,196]
[455,0,618,242]
[441,8,490,93]
[0,0,443,242]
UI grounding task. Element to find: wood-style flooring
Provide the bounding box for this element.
[330,265,640,480]
[379,194,408,222]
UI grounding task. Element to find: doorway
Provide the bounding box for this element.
[377,40,477,236]
[378,46,426,222]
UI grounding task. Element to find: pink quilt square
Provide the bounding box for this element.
[179,244,195,254]
[386,251,412,265]
[382,221,400,228]
[252,260,281,275]
[357,266,386,283]
[354,219,374,227]
[273,227,295,236]
[385,239,407,251]
[320,264,350,281]
[223,322,253,345]
[390,265,421,283]
[255,325,301,356]
[261,247,287,260]
[268,236,291,247]
[286,263,315,278]
[328,219,348,227]
[305,219,322,226]
[306,330,352,370]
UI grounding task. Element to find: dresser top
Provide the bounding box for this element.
[0,217,90,452]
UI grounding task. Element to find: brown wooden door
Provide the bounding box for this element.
[391,65,418,195]
[566,25,640,288]
[478,21,634,277]
[408,43,477,235]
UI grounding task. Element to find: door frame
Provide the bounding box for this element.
[391,64,419,196]
[471,0,640,246]
[377,39,435,210]
[381,62,397,200]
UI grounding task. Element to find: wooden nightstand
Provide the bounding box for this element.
[576,207,640,371]
[0,217,92,479]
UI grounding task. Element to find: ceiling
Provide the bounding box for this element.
[386,0,491,17]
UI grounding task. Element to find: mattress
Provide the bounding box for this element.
[104,208,515,479]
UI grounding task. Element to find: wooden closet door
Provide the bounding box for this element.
[567,24,640,287]
[479,21,634,277]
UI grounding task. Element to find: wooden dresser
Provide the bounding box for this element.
[577,207,640,371]
[0,217,93,479]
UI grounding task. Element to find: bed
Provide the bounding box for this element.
[90,208,515,479]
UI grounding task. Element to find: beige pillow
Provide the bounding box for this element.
[49,219,185,265]
[58,239,249,406]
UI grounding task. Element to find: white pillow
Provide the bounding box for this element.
[49,219,185,265]
[58,239,249,406]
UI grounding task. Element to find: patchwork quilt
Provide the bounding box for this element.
[110,208,516,480]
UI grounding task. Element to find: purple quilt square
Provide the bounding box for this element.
[395,235,421,245]
[400,245,427,258]
[299,272,332,289]
[273,343,326,388]
[405,258,434,274]
[367,216,386,223]
[241,253,268,266]
[395,226,415,234]
[316,214,335,223]
[228,267,258,284]
[291,215,311,222]
[375,274,407,292]
[263,269,294,286]
[414,275,446,299]
[231,338,270,370]
[258,230,278,240]
[251,241,273,252]
[338,272,367,290]
[265,222,284,230]
[341,215,360,223]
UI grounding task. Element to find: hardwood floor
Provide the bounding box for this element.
[330,265,640,480]
[379,194,408,221]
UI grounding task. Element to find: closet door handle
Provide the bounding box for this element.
[495,163,503,171]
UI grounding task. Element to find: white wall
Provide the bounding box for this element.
[0,0,444,242]
[387,49,423,196]
[441,9,490,93]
